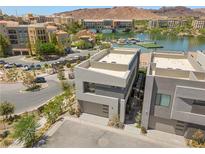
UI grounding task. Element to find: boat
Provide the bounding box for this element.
[117,38,127,45]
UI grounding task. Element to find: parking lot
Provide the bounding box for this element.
[42,119,171,148]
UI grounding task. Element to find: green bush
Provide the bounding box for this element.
[74,40,93,49]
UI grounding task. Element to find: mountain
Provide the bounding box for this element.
[194,8,205,14]
[54,7,161,20]
[151,6,205,18]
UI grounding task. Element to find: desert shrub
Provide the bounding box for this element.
[25,84,41,91]
[108,115,124,129]
[135,111,142,128]
[140,126,147,134]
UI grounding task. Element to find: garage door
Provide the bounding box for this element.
[81,101,109,118]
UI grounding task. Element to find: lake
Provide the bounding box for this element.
[103,33,205,52]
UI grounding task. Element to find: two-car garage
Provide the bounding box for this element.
[80,101,109,118]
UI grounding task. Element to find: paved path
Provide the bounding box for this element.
[0,74,62,114]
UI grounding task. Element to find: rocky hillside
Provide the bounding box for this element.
[151,6,205,18]
[55,7,161,20]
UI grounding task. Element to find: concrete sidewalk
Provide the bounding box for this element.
[75,114,187,147]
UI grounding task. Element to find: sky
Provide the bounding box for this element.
[0,6,204,16]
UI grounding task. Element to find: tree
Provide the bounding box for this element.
[13,115,39,147]
[36,42,57,55]
[74,40,93,49]
[0,33,10,57]
[57,69,65,80]
[0,101,15,129]
[65,22,83,34]
[22,72,37,90]
[50,34,58,45]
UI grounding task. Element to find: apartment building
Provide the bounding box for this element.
[6,23,30,55]
[75,48,140,122]
[28,24,48,55]
[55,30,69,48]
[53,16,74,25]
[113,19,133,30]
[142,51,205,138]
[23,14,54,24]
[83,19,133,32]
[192,20,205,29]
[148,19,186,29]
[83,19,105,31]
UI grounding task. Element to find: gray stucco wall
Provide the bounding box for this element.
[142,75,205,134]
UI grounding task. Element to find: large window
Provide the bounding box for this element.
[156,93,171,107]
[84,82,95,93]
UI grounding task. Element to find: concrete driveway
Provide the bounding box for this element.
[42,119,169,148]
[0,74,62,114]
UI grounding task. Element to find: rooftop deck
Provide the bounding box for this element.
[153,57,195,71]
[77,48,140,78]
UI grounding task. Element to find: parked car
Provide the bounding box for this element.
[34,77,46,83]
[35,64,41,70]
[4,63,14,69]
[22,65,30,71]
[15,63,23,67]
[0,60,6,65]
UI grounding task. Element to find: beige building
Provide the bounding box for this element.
[83,19,133,32]
[148,19,186,29]
[192,20,205,29]
[28,24,48,55]
[6,22,30,55]
[53,16,74,25]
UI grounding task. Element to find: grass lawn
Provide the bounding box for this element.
[138,43,163,49]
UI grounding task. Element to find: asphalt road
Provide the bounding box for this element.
[42,120,167,148]
[0,49,97,65]
[0,75,62,114]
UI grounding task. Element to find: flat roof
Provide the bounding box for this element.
[88,67,127,77]
[99,53,134,65]
[154,57,195,71]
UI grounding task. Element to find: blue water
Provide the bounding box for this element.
[107,33,205,52]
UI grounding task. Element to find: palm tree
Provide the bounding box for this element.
[13,114,39,147]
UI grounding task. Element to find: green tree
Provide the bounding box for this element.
[65,22,83,34]
[22,72,37,90]
[50,34,58,45]
[0,33,10,57]
[0,101,15,129]
[74,40,93,49]
[36,42,57,55]
[13,115,39,147]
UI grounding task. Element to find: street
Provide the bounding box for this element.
[0,49,96,66]
[0,74,62,114]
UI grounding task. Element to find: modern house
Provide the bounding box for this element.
[75,48,140,122]
[142,51,205,138]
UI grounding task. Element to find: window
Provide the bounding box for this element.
[156,94,171,107]
[84,82,95,93]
